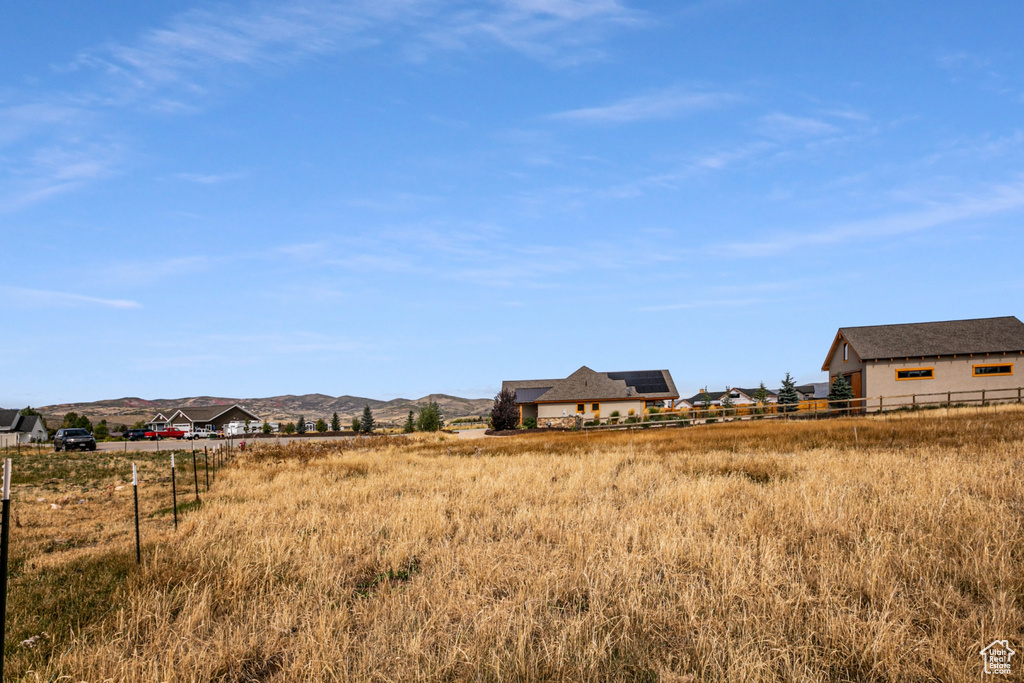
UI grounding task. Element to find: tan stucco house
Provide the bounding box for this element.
[822,316,1024,410]
[503,366,678,427]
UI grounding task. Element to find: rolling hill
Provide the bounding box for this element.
[34,393,493,429]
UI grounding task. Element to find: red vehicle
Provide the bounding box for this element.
[144,428,186,441]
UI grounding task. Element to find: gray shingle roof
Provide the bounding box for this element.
[835,316,1024,364]
[683,387,777,404]
[0,409,19,430]
[169,405,260,423]
[504,366,678,403]
[0,409,21,431]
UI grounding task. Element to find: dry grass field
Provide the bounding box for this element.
[4,408,1023,681]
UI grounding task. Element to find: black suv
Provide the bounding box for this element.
[54,428,96,452]
[124,428,147,441]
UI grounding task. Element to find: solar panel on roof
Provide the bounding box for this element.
[515,387,552,403]
[607,371,670,394]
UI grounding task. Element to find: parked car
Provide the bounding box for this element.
[124,428,148,441]
[54,428,96,452]
[143,428,187,441]
[186,428,218,440]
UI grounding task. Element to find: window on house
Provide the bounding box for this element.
[576,403,585,413]
[973,363,1013,377]
[843,342,849,362]
[591,402,600,412]
[896,367,934,380]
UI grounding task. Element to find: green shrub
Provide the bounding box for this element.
[523,417,537,429]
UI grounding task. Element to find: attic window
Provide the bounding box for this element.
[896,367,934,380]
[843,342,849,362]
[973,363,1013,377]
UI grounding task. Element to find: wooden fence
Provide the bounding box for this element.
[582,385,1024,430]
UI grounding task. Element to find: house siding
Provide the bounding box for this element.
[864,353,1024,408]
[537,399,645,423]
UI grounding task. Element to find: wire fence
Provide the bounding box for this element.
[583,385,1024,430]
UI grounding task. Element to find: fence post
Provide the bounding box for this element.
[0,459,12,683]
[171,454,178,531]
[192,449,200,502]
[132,462,141,565]
[204,448,210,492]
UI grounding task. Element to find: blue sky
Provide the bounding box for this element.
[2,1,1023,407]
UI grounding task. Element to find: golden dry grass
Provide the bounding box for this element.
[8,408,1024,681]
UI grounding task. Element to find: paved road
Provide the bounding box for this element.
[33,430,490,454]
[93,434,363,453]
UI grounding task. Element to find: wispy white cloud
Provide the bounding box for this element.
[0,0,640,213]
[548,86,737,123]
[756,112,839,139]
[0,286,141,309]
[173,170,249,184]
[714,178,1024,258]
[0,103,92,148]
[69,0,637,108]
[0,143,120,212]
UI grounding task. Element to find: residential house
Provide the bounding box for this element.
[0,409,48,444]
[503,366,678,427]
[682,387,778,408]
[822,316,1024,410]
[149,404,263,433]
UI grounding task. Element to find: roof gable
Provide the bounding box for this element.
[824,316,1024,368]
[507,366,678,403]
[0,409,20,430]
[169,404,261,423]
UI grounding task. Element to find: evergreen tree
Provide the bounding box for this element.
[778,373,800,413]
[75,414,93,432]
[417,400,443,432]
[315,418,328,432]
[753,382,769,414]
[330,412,341,432]
[94,419,109,440]
[296,415,307,434]
[62,412,79,429]
[828,374,854,413]
[351,417,361,433]
[262,421,272,434]
[284,422,296,434]
[360,405,375,434]
[490,388,519,431]
[403,411,416,433]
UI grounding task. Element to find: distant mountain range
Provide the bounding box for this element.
[35,393,493,428]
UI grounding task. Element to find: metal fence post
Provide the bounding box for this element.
[171,454,178,531]
[0,459,12,683]
[132,462,141,565]
[192,449,200,502]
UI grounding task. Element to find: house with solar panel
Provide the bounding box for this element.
[502,366,678,428]
[822,316,1024,410]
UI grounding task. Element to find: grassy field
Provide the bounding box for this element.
[4,408,1022,681]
